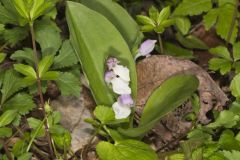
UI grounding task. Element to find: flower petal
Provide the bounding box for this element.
[111,77,131,94]
[118,94,134,106]
[112,102,131,119]
[112,65,130,82]
[104,71,115,84]
[139,39,157,56]
[107,57,119,69]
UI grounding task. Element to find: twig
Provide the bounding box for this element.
[3,142,13,160]
[29,22,54,158]
[226,0,239,44]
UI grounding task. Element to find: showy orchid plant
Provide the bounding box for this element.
[66,1,199,160]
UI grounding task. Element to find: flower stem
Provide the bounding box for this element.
[157,33,164,54]
[29,22,54,158]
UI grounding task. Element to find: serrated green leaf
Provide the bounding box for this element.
[1,69,25,104]
[13,0,30,20]
[136,15,155,26]
[80,0,142,50]
[0,3,19,24]
[0,127,12,138]
[56,72,81,97]
[3,26,28,46]
[96,140,158,160]
[221,150,240,160]
[27,117,45,137]
[18,153,32,160]
[209,46,232,60]
[0,109,17,127]
[41,71,60,80]
[30,0,53,21]
[14,64,36,79]
[218,130,240,150]
[209,58,232,75]
[66,2,137,105]
[3,93,35,115]
[160,19,175,28]
[0,53,6,63]
[207,111,239,128]
[173,0,212,16]
[216,4,238,44]
[230,73,240,98]
[12,139,28,157]
[10,48,34,65]
[140,25,155,32]
[218,0,236,6]
[53,40,78,69]
[158,6,171,24]
[35,18,62,56]
[175,17,191,35]
[53,130,71,149]
[38,55,54,78]
[233,42,240,62]
[149,6,159,22]
[94,105,115,124]
[49,125,65,136]
[203,9,219,30]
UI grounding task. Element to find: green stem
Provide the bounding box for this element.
[29,22,54,158]
[158,33,164,54]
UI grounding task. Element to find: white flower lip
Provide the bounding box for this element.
[112,101,131,119]
[112,65,130,82]
[111,77,131,95]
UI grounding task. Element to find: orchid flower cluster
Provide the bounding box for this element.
[105,58,134,119]
[104,39,156,119]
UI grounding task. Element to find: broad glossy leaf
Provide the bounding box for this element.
[0,109,17,127]
[173,0,212,16]
[66,2,137,105]
[13,0,29,19]
[79,0,142,50]
[140,75,199,126]
[119,75,198,138]
[96,140,158,160]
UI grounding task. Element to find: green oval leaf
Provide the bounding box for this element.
[79,0,142,50]
[0,109,18,127]
[66,1,137,106]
